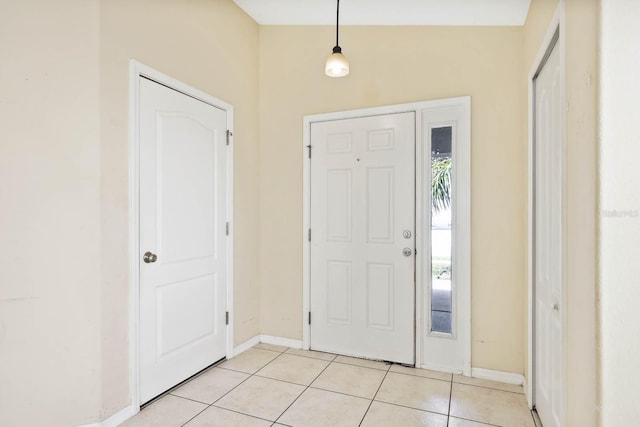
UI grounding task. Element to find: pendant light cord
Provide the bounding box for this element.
[336,0,340,47]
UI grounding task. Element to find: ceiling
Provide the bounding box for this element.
[232,0,532,26]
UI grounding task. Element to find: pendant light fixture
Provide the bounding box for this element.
[325,0,349,77]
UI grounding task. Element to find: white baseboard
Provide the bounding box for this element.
[260,335,303,349]
[419,363,463,375]
[77,405,136,427]
[231,335,303,358]
[471,367,524,385]
[232,335,260,357]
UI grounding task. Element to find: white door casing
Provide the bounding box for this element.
[138,76,229,404]
[309,112,416,364]
[533,30,564,427]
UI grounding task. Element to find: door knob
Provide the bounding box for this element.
[553,303,559,311]
[143,251,158,263]
[402,248,413,257]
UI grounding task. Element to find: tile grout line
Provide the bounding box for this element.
[249,351,340,389]
[144,357,227,409]
[272,353,338,425]
[331,359,391,372]
[151,348,364,425]
[447,372,453,426]
[449,376,519,427]
[249,356,388,390]
[146,359,233,427]
[220,349,457,421]
[284,348,338,362]
[306,385,381,401]
[379,365,526,397]
[170,393,210,406]
[180,349,288,426]
[390,369,453,383]
[178,400,211,427]
[357,363,391,427]
[194,404,276,425]
[253,373,317,388]
[452,381,526,395]
[448,415,503,427]
[220,348,321,425]
[333,362,389,372]
[216,350,391,413]
[178,372,256,427]
[255,345,289,354]
[178,395,277,425]
[369,398,449,418]
[168,345,522,427]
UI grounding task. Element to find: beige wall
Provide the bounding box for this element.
[1,0,260,424]
[523,0,599,424]
[0,1,102,425]
[1,1,609,424]
[564,0,598,424]
[100,0,260,419]
[259,26,527,374]
[599,0,640,423]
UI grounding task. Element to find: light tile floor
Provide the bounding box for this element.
[123,344,536,427]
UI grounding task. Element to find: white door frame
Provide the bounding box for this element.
[302,97,470,372]
[527,1,566,416]
[128,60,234,412]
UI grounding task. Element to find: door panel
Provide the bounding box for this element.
[534,38,563,427]
[157,113,218,263]
[327,170,352,241]
[367,262,394,330]
[310,112,415,365]
[157,274,217,357]
[367,167,394,243]
[327,261,352,324]
[139,77,227,403]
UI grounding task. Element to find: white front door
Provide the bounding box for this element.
[534,36,563,427]
[310,112,415,364]
[139,77,228,403]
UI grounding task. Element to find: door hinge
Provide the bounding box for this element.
[308,229,311,242]
[226,130,233,146]
[308,312,311,325]
[225,311,229,325]
[307,145,312,159]
[226,222,230,236]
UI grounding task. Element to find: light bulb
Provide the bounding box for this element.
[325,48,350,77]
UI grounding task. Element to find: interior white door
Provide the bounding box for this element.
[534,38,563,427]
[139,77,228,403]
[310,112,415,364]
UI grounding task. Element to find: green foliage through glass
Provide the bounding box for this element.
[432,157,452,213]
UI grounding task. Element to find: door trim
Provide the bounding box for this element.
[302,97,470,373]
[527,0,566,418]
[128,60,234,412]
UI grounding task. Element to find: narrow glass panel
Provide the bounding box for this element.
[430,126,453,334]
